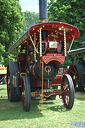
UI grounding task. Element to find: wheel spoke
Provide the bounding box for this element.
[69,64,79,90]
[70,70,75,75]
[61,74,74,109]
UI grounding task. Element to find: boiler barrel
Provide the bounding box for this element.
[33,61,58,81]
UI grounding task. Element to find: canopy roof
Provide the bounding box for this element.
[9,22,79,53]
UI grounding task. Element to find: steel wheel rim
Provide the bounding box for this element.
[7,66,10,99]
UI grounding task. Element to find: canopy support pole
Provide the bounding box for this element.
[64,28,67,56]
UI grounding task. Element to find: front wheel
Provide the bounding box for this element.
[21,76,31,112]
[61,74,74,109]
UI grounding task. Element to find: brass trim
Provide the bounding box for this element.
[20,73,27,77]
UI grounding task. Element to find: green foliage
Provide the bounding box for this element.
[48,0,85,45]
[0,43,5,64]
[0,0,39,66]
[0,0,23,65]
[48,0,85,66]
[22,11,39,33]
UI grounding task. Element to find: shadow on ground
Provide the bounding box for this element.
[0,98,44,121]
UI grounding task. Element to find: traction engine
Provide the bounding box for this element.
[68,41,85,91]
[7,0,79,111]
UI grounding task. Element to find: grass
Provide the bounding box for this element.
[0,84,85,128]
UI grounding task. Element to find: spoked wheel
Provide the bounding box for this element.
[69,63,84,91]
[61,74,74,109]
[21,76,31,112]
[7,62,21,101]
[68,64,78,89]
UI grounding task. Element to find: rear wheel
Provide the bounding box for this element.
[61,74,74,109]
[68,64,78,89]
[22,76,31,112]
[7,62,21,101]
[69,63,84,91]
[82,72,85,87]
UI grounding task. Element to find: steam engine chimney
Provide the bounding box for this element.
[39,0,48,22]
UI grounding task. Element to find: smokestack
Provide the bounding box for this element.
[39,0,48,23]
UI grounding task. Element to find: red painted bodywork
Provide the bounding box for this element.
[52,74,63,86]
[28,22,79,43]
[30,53,64,88]
[43,53,65,64]
[18,22,79,92]
[30,70,63,89]
[15,22,79,97]
[19,22,79,47]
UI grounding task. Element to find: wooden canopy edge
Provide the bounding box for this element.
[8,22,79,53]
[67,47,85,55]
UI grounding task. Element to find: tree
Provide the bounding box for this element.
[22,11,39,33]
[48,0,85,66]
[0,0,23,65]
[0,43,5,64]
